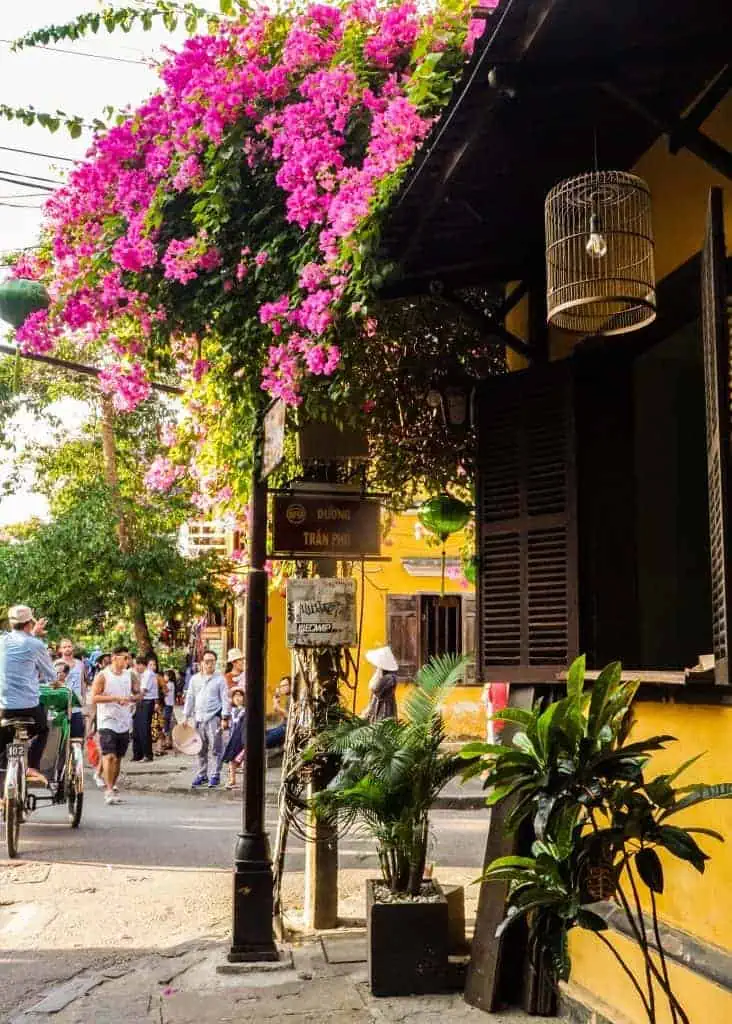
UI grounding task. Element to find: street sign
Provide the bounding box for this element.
[286,578,357,648]
[272,493,381,558]
[261,399,286,480]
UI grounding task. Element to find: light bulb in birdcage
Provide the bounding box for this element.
[585,212,608,259]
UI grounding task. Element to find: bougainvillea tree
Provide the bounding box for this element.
[7,0,499,522]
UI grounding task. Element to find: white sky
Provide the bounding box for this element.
[0,1,219,525]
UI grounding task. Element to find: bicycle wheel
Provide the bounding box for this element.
[67,777,83,828]
[5,798,20,858]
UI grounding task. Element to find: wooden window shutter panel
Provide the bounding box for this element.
[476,363,579,682]
[462,595,477,683]
[701,187,732,684]
[386,594,420,680]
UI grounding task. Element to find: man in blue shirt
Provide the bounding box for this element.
[0,605,56,780]
[183,649,230,788]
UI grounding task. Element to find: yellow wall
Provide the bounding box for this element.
[257,511,482,736]
[567,700,732,1023]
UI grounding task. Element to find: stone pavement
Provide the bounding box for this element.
[9,933,558,1024]
[120,750,487,809]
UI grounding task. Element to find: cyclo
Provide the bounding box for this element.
[1,684,84,858]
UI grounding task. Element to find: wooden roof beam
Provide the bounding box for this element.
[670,63,732,154]
[602,81,732,182]
[442,286,534,360]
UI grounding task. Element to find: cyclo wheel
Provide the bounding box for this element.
[5,798,20,858]
[67,779,83,828]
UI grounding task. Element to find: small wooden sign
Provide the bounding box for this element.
[261,399,286,480]
[286,578,357,648]
[272,493,381,558]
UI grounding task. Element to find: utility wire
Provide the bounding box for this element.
[0,145,76,164]
[0,176,54,193]
[0,202,45,209]
[0,168,62,184]
[0,39,145,66]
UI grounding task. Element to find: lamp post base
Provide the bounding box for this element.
[228,831,278,963]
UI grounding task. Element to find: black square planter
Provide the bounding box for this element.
[366,878,449,997]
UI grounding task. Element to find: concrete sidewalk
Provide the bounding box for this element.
[119,751,487,809]
[11,933,557,1024]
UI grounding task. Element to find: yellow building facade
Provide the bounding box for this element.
[230,511,484,737]
[504,93,732,1024]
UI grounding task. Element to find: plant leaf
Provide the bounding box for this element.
[566,654,586,704]
[577,908,608,932]
[636,847,664,893]
[659,783,732,821]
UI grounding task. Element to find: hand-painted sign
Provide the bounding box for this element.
[286,578,357,648]
[272,494,381,557]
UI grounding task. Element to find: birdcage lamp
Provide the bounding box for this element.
[545,170,656,336]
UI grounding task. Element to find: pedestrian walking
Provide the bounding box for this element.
[91,645,142,805]
[183,649,230,788]
[132,654,158,761]
[0,605,55,784]
[364,646,399,723]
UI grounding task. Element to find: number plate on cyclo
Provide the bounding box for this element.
[7,744,24,758]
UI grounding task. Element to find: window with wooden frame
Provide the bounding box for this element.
[386,593,476,682]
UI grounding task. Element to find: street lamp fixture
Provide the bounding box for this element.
[424,376,476,434]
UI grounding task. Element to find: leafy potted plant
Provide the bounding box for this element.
[305,653,468,996]
[462,656,732,1023]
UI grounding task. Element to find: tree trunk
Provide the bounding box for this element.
[99,394,153,654]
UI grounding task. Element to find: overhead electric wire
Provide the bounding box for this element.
[0,175,54,193]
[0,202,45,209]
[0,39,144,66]
[0,168,62,185]
[0,145,76,164]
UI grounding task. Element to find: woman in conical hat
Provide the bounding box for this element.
[364,646,398,723]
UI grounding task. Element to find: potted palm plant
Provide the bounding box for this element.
[462,656,732,1022]
[304,653,468,996]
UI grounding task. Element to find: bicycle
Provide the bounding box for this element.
[0,715,33,859]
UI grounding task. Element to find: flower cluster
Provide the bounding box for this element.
[21,0,495,497]
[144,455,185,492]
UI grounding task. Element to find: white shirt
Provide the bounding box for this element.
[164,680,175,707]
[96,668,134,734]
[141,668,159,700]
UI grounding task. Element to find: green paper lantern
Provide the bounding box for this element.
[0,278,49,329]
[418,493,471,542]
[418,494,472,596]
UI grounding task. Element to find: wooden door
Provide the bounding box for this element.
[386,594,420,680]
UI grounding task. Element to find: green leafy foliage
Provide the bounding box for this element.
[463,655,732,1021]
[303,654,467,895]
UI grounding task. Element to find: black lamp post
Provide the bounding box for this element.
[228,417,278,962]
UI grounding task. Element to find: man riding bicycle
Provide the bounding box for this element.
[0,605,56,783]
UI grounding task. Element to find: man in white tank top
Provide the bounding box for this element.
[91,645,142,805]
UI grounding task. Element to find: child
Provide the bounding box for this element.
[151,692,167,756]
[222,687,246,789]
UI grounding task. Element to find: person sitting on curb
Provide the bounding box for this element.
[183,649,230,788]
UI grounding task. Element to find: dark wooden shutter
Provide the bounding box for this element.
[701,187,732,684]
[386,594,420,680]
[476,363,579,681]
[462,594,476,683]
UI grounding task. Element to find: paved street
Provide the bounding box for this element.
[6,779,490,870]
[0,781,491,1021]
